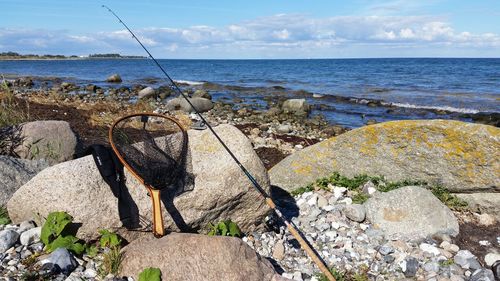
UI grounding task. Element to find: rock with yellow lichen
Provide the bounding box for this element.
[270,120,499,195]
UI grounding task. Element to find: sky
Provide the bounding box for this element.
[0,0,499,58]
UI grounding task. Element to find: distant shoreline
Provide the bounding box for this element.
[0,57,147,61]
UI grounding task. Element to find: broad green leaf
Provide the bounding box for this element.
[218,222,228,236]
[41,212,73,245]
[99,229,122,248]
[86,245,98,257]
[228,222,242,237]
[138,267,161,281]
[47,235,85,255]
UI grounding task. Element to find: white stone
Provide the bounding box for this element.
[420,243,441,256]
[20,227,41,245]
[333,186,347,199]
[484,253,500,266]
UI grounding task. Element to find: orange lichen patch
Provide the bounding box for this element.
[358,126,380,156]
[382,208,408,222]
[290,160,313,175]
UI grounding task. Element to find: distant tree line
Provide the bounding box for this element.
[0,51,143,59]
[89,53,145,58]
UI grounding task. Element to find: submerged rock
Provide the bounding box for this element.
[106,74,122,83]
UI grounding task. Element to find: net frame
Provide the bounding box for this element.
[109,113,187,237]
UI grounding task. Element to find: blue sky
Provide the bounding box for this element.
[1,0,499,58]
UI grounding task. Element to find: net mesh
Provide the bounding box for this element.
[110,115,191,193]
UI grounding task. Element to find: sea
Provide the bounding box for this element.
[1,58,499,128]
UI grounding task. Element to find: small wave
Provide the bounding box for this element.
[387,102,479,114]
[174,80,204,86]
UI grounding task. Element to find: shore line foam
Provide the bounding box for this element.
[387,102,480,114]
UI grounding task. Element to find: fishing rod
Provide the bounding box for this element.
[102,5,336,281]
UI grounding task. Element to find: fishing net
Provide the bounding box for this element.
[110,114,190,193]
[109,113,193,237]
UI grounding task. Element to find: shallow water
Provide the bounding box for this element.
[1,58,499,127]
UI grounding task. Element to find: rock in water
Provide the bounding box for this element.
[106,74,122,83]
[364,186,459,240]
[7,125,270,240]
[282,99,311,114]
[120,233,277,281]
[137,86,156,100]
[11,121,78,165]
[269,120,499,193]
[0,156,48,206]
[166,97,214,113]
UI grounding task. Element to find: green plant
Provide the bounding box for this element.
[40,211,86,255]
[316,268,345,281]
[138,267,161,281]
[429,185,468,211]
[0,76,29,128]
[99,246,123,277]
[99,229,122,248]
[0,207,11,225]
[439,258,454,267]
[290,171,468,210]
[207,220,242,237]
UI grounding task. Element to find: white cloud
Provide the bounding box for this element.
[0,14,499,58]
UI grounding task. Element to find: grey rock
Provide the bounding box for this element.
[277,125,292,134]
[383,254,395,263]
[20,226,41,245]
[492,260,500,280]
[342,204,366,222]
[192,89,212,100]
[378,244,394,255]
[424,261,440,272]
[166,97,214,113]
[42,248,77,275]
[0,156,48,206]
[269,120,499,193]
[469,268,495,281]
[455,193,500,222]
[7,125,271,240]
[282,99,310,114]
[0,230,19,253]
[120,233,277,281]
[106,74,122,83]
[364,186,459,240]
[137,86,156,99]
[13,121,78,165]
[404,257,419,277]
[454,250,476,269]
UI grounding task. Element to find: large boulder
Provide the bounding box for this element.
[269,120,499,193]
[0,156,48,207]
[11,121,78,165]
[166,97,214,113]
[7,125,271,240]
[120,233,277,281]
[364,186,459,240]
